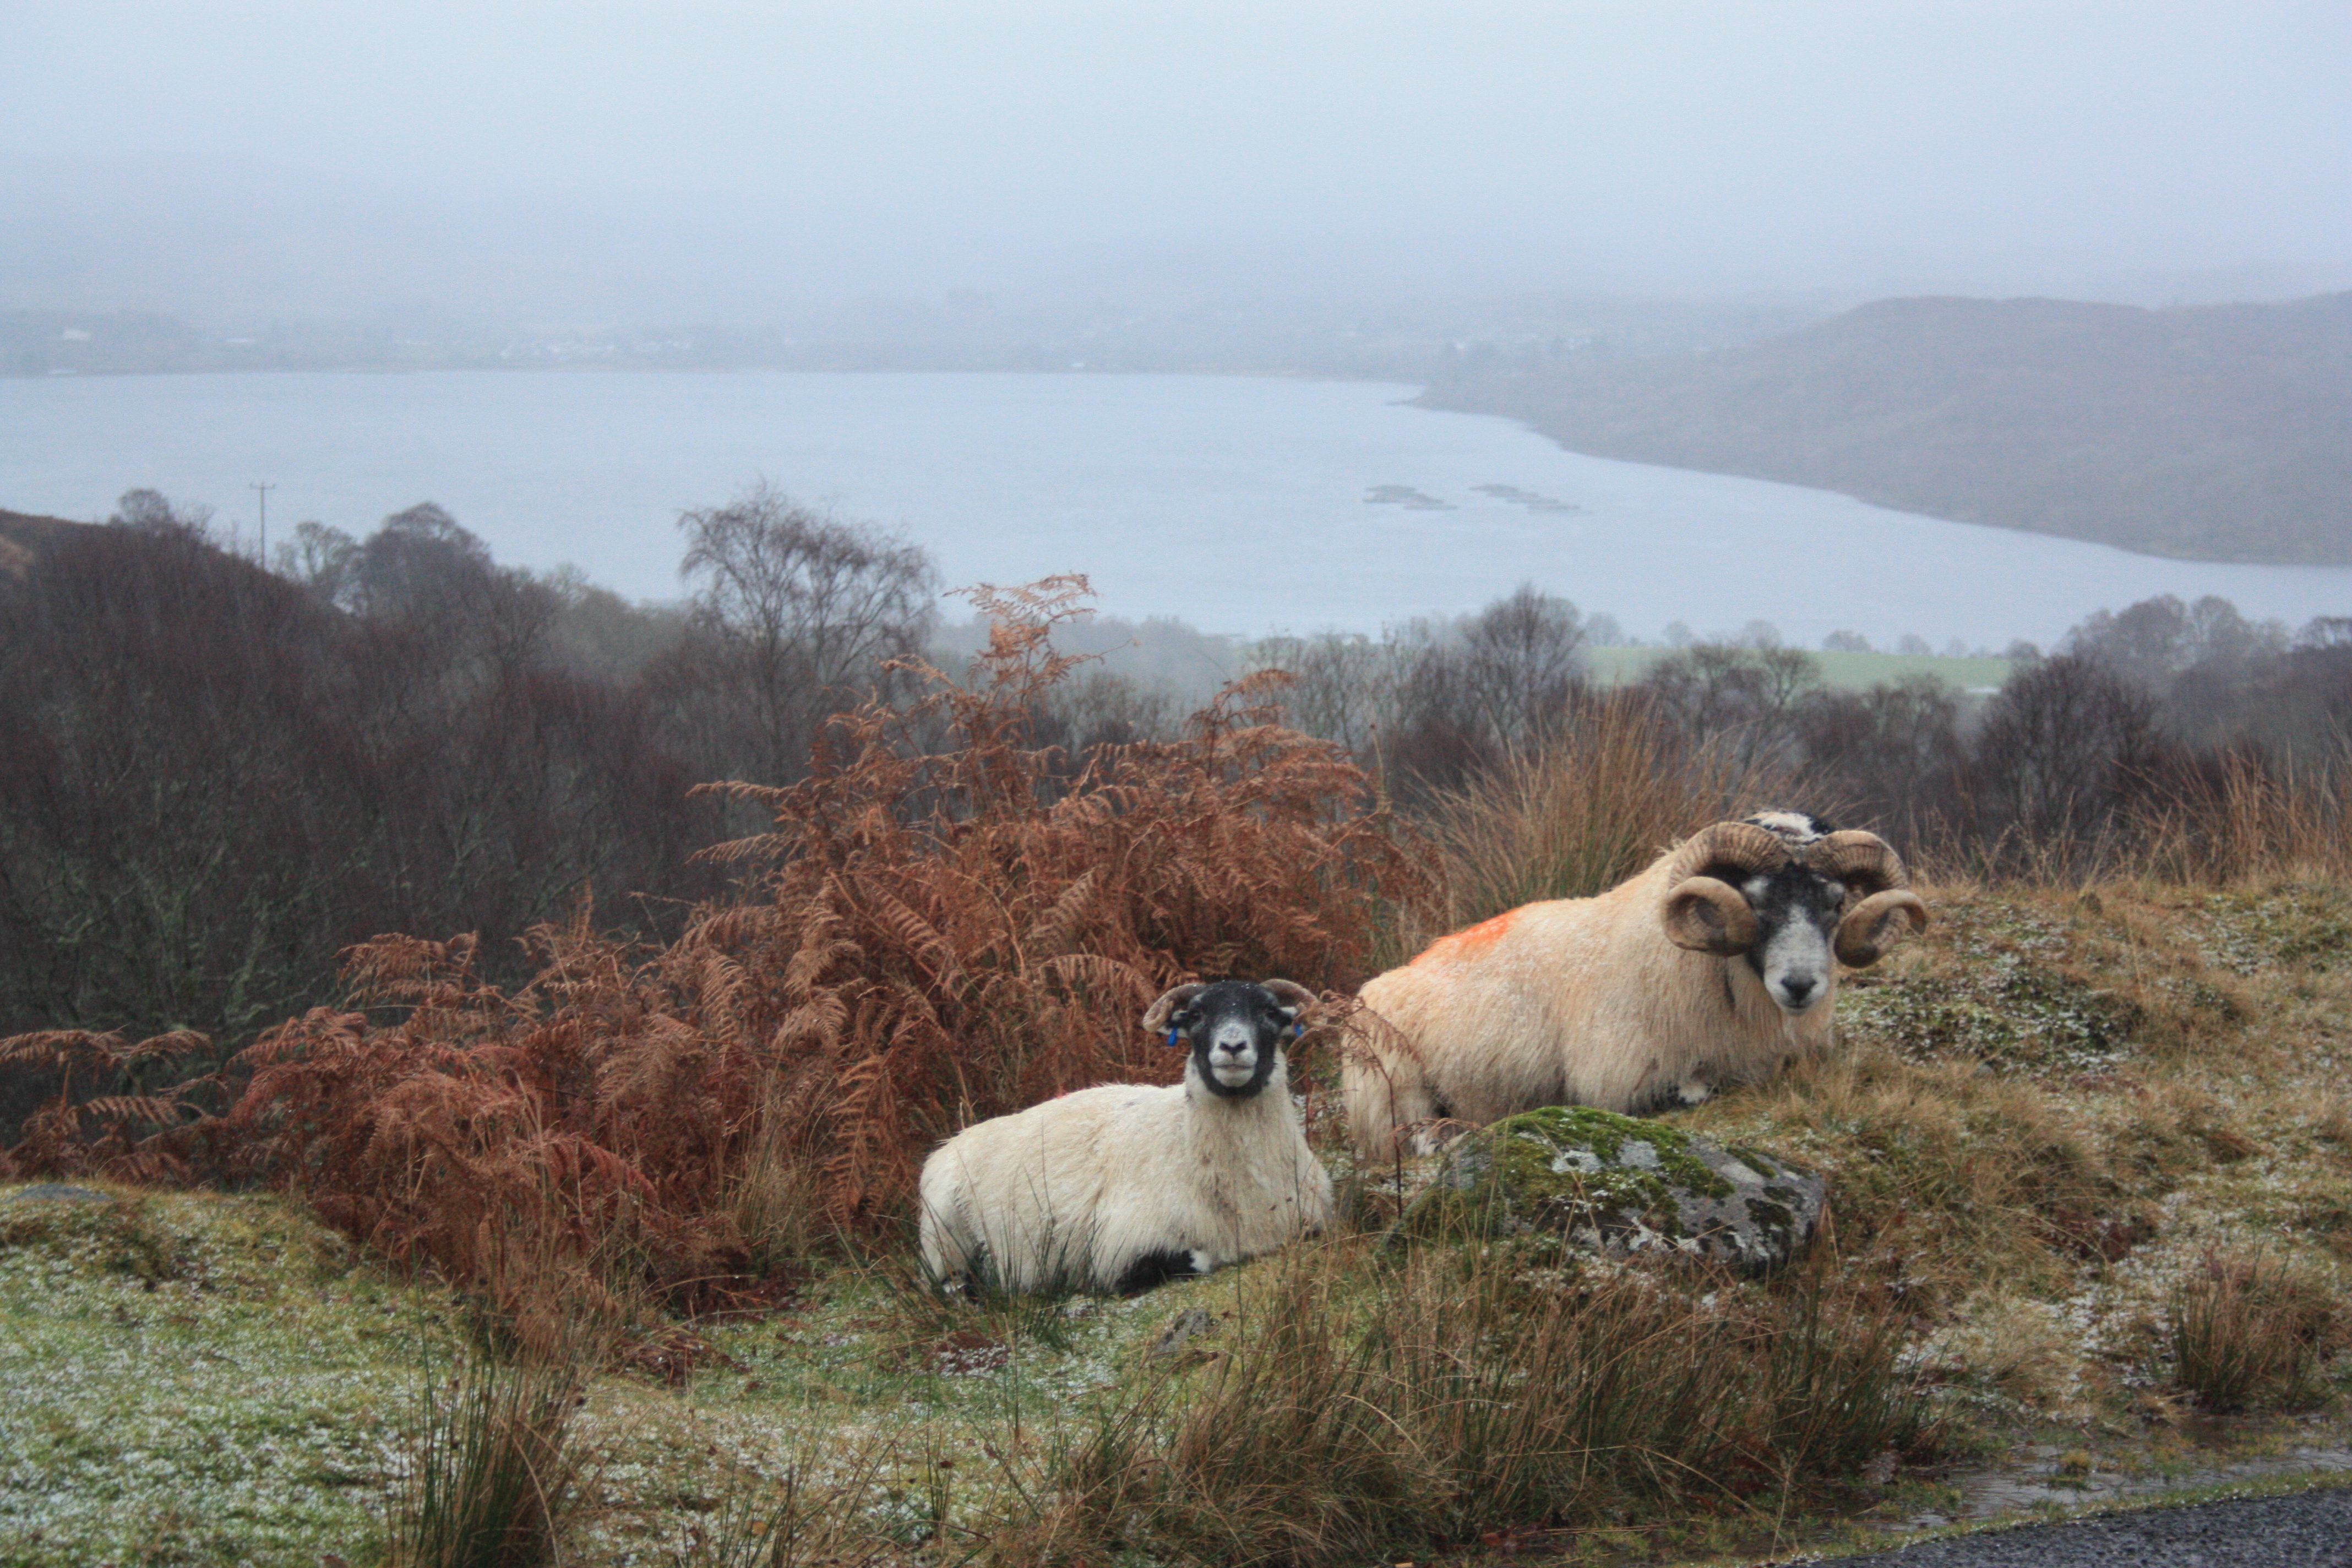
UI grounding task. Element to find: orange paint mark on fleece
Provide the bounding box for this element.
[1412,908,1518,966]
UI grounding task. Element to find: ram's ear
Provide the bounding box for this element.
[1258,978,1318,1023]
[1836,890,1928,967]
[1142,983,1208,1038]
[1663,876,1760,955]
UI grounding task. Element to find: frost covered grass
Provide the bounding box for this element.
[1692,879,2352,1441]
[0,1184,1232,1566]
[0,1187,466,1566]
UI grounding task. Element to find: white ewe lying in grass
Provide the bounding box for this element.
[918,978,1334,1295]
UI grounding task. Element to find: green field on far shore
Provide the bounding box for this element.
[1586,645,2017,693]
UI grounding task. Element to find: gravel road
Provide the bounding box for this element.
[1814,1487,2352,1566]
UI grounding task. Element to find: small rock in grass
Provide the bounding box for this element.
[1149,1306,1217,1359]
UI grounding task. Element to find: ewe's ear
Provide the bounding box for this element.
[1258,979,1317,1022]
[1142,983,1207,1038]
[1836,890,1928,967]
[1663,876,1760,955]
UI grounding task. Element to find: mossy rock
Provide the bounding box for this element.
[1402,1106,1824,1274]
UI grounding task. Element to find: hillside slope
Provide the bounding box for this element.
[1422,292,2352,565]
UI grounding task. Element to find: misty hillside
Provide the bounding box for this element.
[1423,292,2352,566]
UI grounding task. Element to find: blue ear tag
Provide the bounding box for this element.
[1292,1020,1306,1039]
[1164,1027,1183,1050]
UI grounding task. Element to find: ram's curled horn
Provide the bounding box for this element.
[1810,830,1909,898]
[1663,877,1761,955]
[1143,983,1208,1036]
[1660,822,1790,955]
[1668,820,1793,882]
[1835,890,1930,967]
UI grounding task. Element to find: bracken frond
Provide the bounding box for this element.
[6,580,1423,1352]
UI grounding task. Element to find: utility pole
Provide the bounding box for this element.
[249,482,275,563]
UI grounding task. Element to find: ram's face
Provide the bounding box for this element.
[1738,865,1847,1014]
[1175,982,1294,1098]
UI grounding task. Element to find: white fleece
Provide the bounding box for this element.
[918,1054,1333,1294]
[1344,846,1836,1157]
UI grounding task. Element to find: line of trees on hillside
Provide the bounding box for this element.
[0,484,943,1073]
[3,484,2346,1099]
[1253,582,2351,854]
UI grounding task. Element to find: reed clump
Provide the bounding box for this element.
[1003,1240,1934,1567]
[1402,689,1787,954]
[2163,1248,2343,1411]
[384,1348,592,1568]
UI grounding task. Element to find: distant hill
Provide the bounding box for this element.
[0,509,78,579]
[1420,292,2352,565]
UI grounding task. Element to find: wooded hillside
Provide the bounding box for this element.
[1423,292,2352,565]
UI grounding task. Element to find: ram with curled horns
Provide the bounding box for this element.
[1343,811,1928,1158]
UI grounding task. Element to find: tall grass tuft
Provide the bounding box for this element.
[2164,1247,2341,1410]
[385,1349,590,1568]
[2131,741,2352,886]
[1406,690,1790,953]
[1007,1239,1936,1566]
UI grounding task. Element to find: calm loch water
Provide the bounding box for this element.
[6,369,2346,646]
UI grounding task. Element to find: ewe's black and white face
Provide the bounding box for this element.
[1165,980,1300,1098]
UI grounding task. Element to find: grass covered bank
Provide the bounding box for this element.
[7,874,2350,1566]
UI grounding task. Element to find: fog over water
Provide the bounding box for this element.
[7,371,2345,647]
[4,5,2346,635]
[3,3,2347,321]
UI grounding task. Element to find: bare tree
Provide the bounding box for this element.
[1638,641,1823,773]
[1456,583,1588,754]
[1249,623,1436,762]
[347,503,559,676]
[1793,675,1966,840]
[2065,595,2193,690]
[1966,653,2159,850]
[0,509,715,1073]
[662,481,939,784]
[274,519,361,606]
[107,488,215,538]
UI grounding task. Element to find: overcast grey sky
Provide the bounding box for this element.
[3,1,2348,318]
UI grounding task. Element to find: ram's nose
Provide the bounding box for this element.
[1776,973,1820,1010]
